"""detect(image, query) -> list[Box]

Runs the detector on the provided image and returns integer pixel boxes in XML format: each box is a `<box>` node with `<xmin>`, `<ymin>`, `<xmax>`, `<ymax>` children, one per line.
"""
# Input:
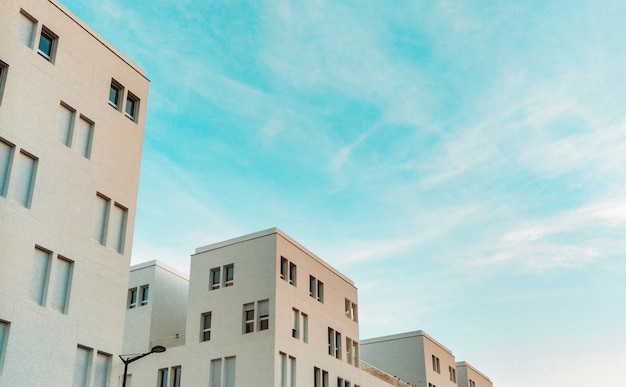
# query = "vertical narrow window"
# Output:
<box><xmin>280</xmin><ymin>257</ymin><xmax>288</xmax><ymax>280</ymax></box>
<box><xmin>210</xmin><ymin>267</ymin><xmax>221</xmax><ymax>290</ymax></box>
<box><xmin>314</xmin><ymin>367</ymin><xmax>321</xmax><ymax>387</ymax></box>
<box><xmin>309</xmin><ymin>276</ymin><xmax>316</xmax><ymax>298</ymax></box>
<box><xmin>127</xmin><ymin>288</ymin><xmax>137</xmax><ymax>308</ymax></box>
<box><xmin>289</xmin><ymin>262</ymin><xmax>297</xmax><ymax>286</ymax></box>
<box><xmin>0</xmin><ymin>60</ymin><xmax>8</xmax><ymax>106</ymax></box>
<box><xmin>0</xmin><ymin>138</ymin><xmax>14</xmax><ymax>197</ymax></box>
<box><xmin>292</xmin><ymin>308</ymin><xmax>299</xmax><ymax>339</ymax></box>
<box><xmin>280</xmin><ymin>352</ymin><xmax>287</xmax><ymax>387</ymax></box>
<box><xmin>73</xmin><ymin>346</ymin><xmax>91</xmax><ymax>387</ymax></box>
<box><xmin>158</xmin><ymin>368</ymin><xmax>169</xmax><ymax>387</ymax></box>
<box><xmin>109</xmin><ymin>203</ymin><xmax>127</xmax><ymax>253</ymax></box>
<box><xmin>56</xmin><ymin>102</ymin><xmax>74</xmax><ymax>147</ymax></box>
<box><xmin>92</xmin><ymin>193</ymin><xmax>110</xmax><ymax>245</ymax></box>
<box><xmin>289</xmin><ymin>356</ymin><xmax>296</xmax><ymax>387</ymax></box>
<box><xmin>353</xmin><ymin>341</ymin><xmax>359</xmax><ymax>366</ymax></box>
<box><xmin>322</xmin><ymin>371</ymin><xmax>329</xmax><ymax>387</ymax></box>
<box><xmin>10</xmin><ymin>150</ymin><xmax>37</xmax><ymax>208</ymax></box>
<box><xmin>224</xmin><ymin>357</ymin><xmax>236</xmax><ymax>387</ymax></box>
<box><xmin>201</xmin><ymin>312</ymin><xmax>212</xmax><ymax>342</ymax></box>
<box><xmin>49</xmin><ymin>256</ymin><xmax>72</xmax><ymax>314</ymax></box>
<box><xmin>37</xmin><ymin>26</ymin><xmax>57</xmax><ymax>62</ymax></box>
<box><xmin>210</xmin><ymin>358</ymin><xmax>222</xmax><ymax>387</ymax></box>
<box><xmin>224</xmin><ymin>264</ymin><xmax>234</xmax><ymax>287</ymax></box>
<box><xmin>351</xmin><ymin>303</ymin><xmax>358</xmax><ymax>322</ymax></box>
<box><xmin>302</xmin><ymin>313</ymin><xmax>308</xmax><ymax>343</ymax></box>
<box><xmin>243</xmin><ymin>303</ymin><xmax>254</xmax><ymax>333</ymax></box>
<box><xmin>171</xmin><ymin>366</ymin><xmax>181</xmax><ymax>387</ymax></box>
<box><xmin>335</xmin><ymin>331</ymin><xmax>342</xmax><ymax>359</ymax></box>
<box><xmin>317</xmin><ymin>281</ymin><xmax>324</xmax><ymax>303</ymax></box>
<box><xmin>337</xmin><ymin>378</ymin><xmax>344</xmax><ymax>387</ymax></box>
<box><xmin>0</xmin><ymin>320</ymin><xmax>9</xmax><ymax>373</ymax></box>
<box><xmin>74</xmin><ymin>115</ymin><xmax>94</xmax><ymax>159</ymax></box>
<box><xmin>140</xmin><ymin>285</ymin><xmax>149</xmax><ymax>306</ymax></box>
<box><xmin>109</xmin><ymin>80</ymin><xmax>123</xmax><ymax>109</ymax></box>
<box><xmin>93</xmin><ymin>352</ymin><xmax>111</xmax><ymax>387</ymax></box>
<box><xmin>328</xmin><ymin>328</ymin><xmax>334</xmax><ymax>356</ymax></box>
<box><xmin>17</xmin><ymin>10</ymin><xmax>36</xmax><ymax>47</ymax></box>
<box><xmin>125</xmin><ymin>92</ymin><xmax>139</xmax><ymax>122</ymax></box>
<box><xmin>346</xmin><ymin>338</ymin><xmax>353</xmax><ymax>365</ymax></box>
<box><xmin>258</xmin><ymin>300</ymin><xmax>269</xmax><ymax>331</ymax></box>
<box><xmin>29</xmin><ymin>247</ymin><xmax>51</xmax><ymax>306</ymax></box>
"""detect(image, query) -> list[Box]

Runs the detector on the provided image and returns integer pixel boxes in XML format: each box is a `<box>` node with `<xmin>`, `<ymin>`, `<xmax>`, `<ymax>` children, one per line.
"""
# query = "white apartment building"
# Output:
<box><xmin>120</xmin><ymin>228</ymin><xmax>413</xmax><ymax>387</ymax></box>
<box><xmin>360</xmin><ymin>331</ymin><xmax>491</xmax><ymax>387</ymax></box>
<box><xmin>0</xmin><ymin>0</ymin><xmax>149</xmax><ymax>385</ymax></box>
<box><xmin>455</xmin><ymin>362</ymin><xmax>492</xmax><ymax>387</ymax></box>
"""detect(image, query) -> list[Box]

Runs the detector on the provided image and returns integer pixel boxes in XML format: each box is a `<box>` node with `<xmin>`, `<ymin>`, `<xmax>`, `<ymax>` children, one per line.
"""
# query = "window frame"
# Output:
<box><xmin>210</xmin><ymin>267</ymin><xmax>221</xmax><ymax>290</ymax></box>
<box><xmin>37</xmin><ymin>26</ymin><xmax>58</xmax><ymax>62</ymax></box>
<box><xmin>201</xmin><ymin>312</ymin><xmax>212</xmax><ymax>342</ymax></box>
<box><xmin>124</xmin><ymin>91</ymin><xmax>139</xmax><ymax>122</ymax></box>
<box><xmin>108</xmin><ymin>80</ymin><xmax>123</xmax><ymax>110</ymax></box>
<box><xmin>243</xmin><ymin>303</ymin><xmax>255</xmax><ymax>334</ymax></box>
<box><xmin>128</xmin><ymin>287</ymin><xmax>137</xmax><ymax>309</ymax></box>
<box><xmin>140</xmin><ymin>284</ymin><xmax>149</xmax><ymax>306</ymax></box>
<box><xmin>0</xmin><ymin>60</ymin><xmax>8</xmax><ymax>106</ymax></box>
<box><xmin>224</xmin><ymin>264</ymin><xmax>234</xmax><ymax>287</ymax></box>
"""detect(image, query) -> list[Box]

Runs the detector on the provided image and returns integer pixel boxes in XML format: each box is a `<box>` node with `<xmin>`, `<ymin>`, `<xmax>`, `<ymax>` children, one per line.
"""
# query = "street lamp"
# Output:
<box><xmin>119</xmin><ymin>345</ymin><xmax>166</xmax><ymax>387</ymax></box>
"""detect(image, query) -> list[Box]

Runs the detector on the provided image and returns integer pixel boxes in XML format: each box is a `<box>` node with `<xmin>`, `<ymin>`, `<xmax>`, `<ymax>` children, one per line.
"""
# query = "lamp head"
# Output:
<box><xmin>151</xmin><ymin>345</ymin><xmax>166</xmax><ymax>353</ymax></box>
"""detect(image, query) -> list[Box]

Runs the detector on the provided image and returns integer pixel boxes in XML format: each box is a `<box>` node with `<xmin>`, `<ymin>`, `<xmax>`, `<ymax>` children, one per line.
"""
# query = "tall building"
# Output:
<box><xmin>120</xmin><ymin>228</ymin><xmax>413</xmax><ymax>387</ymax></box>
<box><xmin>0</xmin><ymin>0</ymin><xmax>149</xmax><ymax>385</ymax></box>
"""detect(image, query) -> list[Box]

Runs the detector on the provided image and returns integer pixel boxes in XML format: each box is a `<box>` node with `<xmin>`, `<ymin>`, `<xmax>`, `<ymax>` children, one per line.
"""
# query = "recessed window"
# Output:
<box><xmin>108</xmin><ymin>80</ymin><xmax>123</xmax><ymax>109</ymax></box>
<box><xmin>125</xmin><ymin>92</ymin><xmax>139</xmax><ymax>122</ymax></box>
<box><xmin>210</xmin><ymin>267</ymin><xmax>221</xmax><ymax>290</ymax></box>
<box><xmin>259</xmin><ymin>300</ymin><xmax>269</xmax><ymax>331</ymax></box>
<box><xmin>224</xmin><ymin>265</ymin><xmax>234</xmax><ymax>287</ymax></box>
<box><xmin>128</xmin><ymin>288</ymin><xmax>137</xmax><ymax>309</ymax></box>
<box><xmin>0</xmin><ymin>60</ymin><xmax>8</xmax><ymax>106</ymax></box>
<box><xmin>17</xmin><ymin>10</ymin><xmax>37</xmax><ymax>48</ymax></box>
<box><xmin>140</xmin><ymin>285</ymin><xmax>149</xmax><ymax>306</ymax></box>
<box><xmin>432</xmin><ymin>355</ymin><xmax>440</xmax><ymax>373</ymax></box>
<box><xmin>243</xmin><ymin>303</ymin><xmax>254</xmax><ymax>334</ymax></box>
<box><xmin>37</xmin><ymin>27</ymin><xmax>57</xmax><ymax>62</ymax></box>
<box><xmin>201</xmin><ymin>312</ymin><xmax>212</xmax><ymax>342</ymax></box>
<box><xmin>0</xmin><ymin>320</ymin><xmax>9</xmax><ymax>374</ymax></box>
<box><xmin>289</xmin><ymin>262</ymin><xmax>297</xmax><ymax>286</ymax></box>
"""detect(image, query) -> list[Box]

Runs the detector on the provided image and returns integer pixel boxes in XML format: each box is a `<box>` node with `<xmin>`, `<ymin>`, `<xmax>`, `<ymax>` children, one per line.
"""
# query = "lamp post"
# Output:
<box><xmin>119</xmin><ymin>345</ymin><xmax>166</xmax><ymax>387</ymax></box>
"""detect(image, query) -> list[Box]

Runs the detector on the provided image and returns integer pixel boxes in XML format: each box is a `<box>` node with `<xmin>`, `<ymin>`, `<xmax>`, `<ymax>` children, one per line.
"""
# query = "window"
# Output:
<box><xmin>292</xmin><ymin>309</ymin><xmax>308</xmax><ymax>343</ymax></box>
<box><xmin>0</xmin><ymin>320</ymin><xmax>10</xmax><ymax>373</ymax></box>
<box><xmin>337</xmin><ymin>378</ymin><xmax>343</xmax><ymax>387</ymax></box>
<box><xmin>335</xmin><ymin>331</ymin><xmax>341</xmax><ymax>359</ymax></box>
<box><xmin>449</xmin><ymin>366</ymin><xmax>456</xmax><ymax>382</ymax></box>
<box><xmin>328</xmin><ymin>328</ymin><xmax>342</xmax><ymax>359</ymax></box>
<box><xmin>171</xmin><ymin>366</ymin><xmax>181</xmax><ymax>387</ymax></box>
<box><xmin>49</xmin><ymin>256</ymin><xmax>73</xmax><ymax>314</ymax></box>
<box><xmin>243</xmin><ymin>303</ymin><xmax>254</xmax><ymax>333</ymax></box>
<box><xmin>73</xmin><ymin>115</ymin><xmax>94</xmax><ymax>158</ymax></box>
<box><xmin>346</xmin><ymin>338</ymin><xmax>359</xmax><ymax>366</ymax></box>
<box><xmin>289</xmin><ymin>356</ymin><xmax>296</xmax><ymax>387</ymax></box>
<box><xmin>280</xmin><ymin>257</ymin><xmax>288</xmax><ymax>280</ymax></box>
<box><xmin>210</xmin><ymin>357</ymin><xmax>236</xmax><ymax>387</ymax></box>
<box><xmin>92</xmin><ymin>193</ymin><xmax>110</xmax><ymax>245</ymax></box>
<box><xmin>201</xmin><ymin>312</ymin><xmax>212</xmax><ymax>342</ymax></box>
<box><xmin>210</xmin><ymin>267</ymin><xmax>221</xmax><ymax>290</ymax></box>
<box><xmin>345</xmin><ymin>299</ymin><xmax>358</xmax><ymax>322</ymax></box>
<box><xmin>93</xmin><ymin>352</ymin><xmax>111</xmax><ymax>387</ymax></box>
<box><xmin>224</xmin><ymin>264</ymin><xmax>234</xmax><ymax>287</ymax></box>
<box><xmin>258</xmin><ymin>299</ymin><xmax>269</xmax><ymax>331</ymax></box>
<box><xmin>10</xmin><ymin>150</ymin><xmax>38</xmax><ymax>208</ymax></box>
<box><xmin>56</xmin><ymin>102</ymin><xmax>75</xmax><ymax>147</ymax></box>
<box><xmin>158</xmin><ymin>368</ymin><xmax>169</xmax><ymax>387</ymax></box>
<box><xmin>315</xmin><ymin>367</ymin><xmax>329</xmax><ymax>387</ymax></box>
<box><xmin>302</xmin><ymin>313</ymin><xmax>308</xmax><ymax>343</ymax></box>
<box><xmin>109</xmin><ymin>80</ymin><xmax>123</xmax><ymax>109</ymax></box>
<box><xmin>280</xmin><ymin>352</ymin><xmax>287</xmax><ymax>387</ymax></box>
<box><xmin>92</xmin><ymin>194</ymin><xmax>127</xmax><ymax>253</ymax></box>
<box><xmin>289</xmin><ymin>262</ymin><xmax>297</xmax><ymax>285</ymax></box>
<box><xmin>0</xmin><ymin>138</ymin><xmax>13</xmax><ymax>197</ymax></box>
<box><xmin>310</xmin><ymin>276</ymin><xmax>324</xmax><ymax>303</ymax></box>
<box><xmin>127</xmin><ymin>288</ymin><xmax>137</xmax><ymax>309</ymax></box>
<box><xmin>109</xmin><ymin>203</ymin><xmax>127</xmax><ymax>254</ymax></box>
<box><xmin>37</xmin><ymin>26</ymin><xmax>57</xmax><ymax>62</ymax></box>
<box><xmin>140</xmin><ymin>285</ymin><xmax>149</xmax><ymax>306</ymax></box>
<box><xmin>17</xmin><ymin>10</ymin><xmax>37</xmax><ymax>47</ymax></box>
<box><xmin>0</xmin><ymin>60</ymin><xmax>8</xmax><ymax>105</ymax></box>
<box><xmin>346</xmin><ymin>338</ymin><xmax>353</xmax><ymax>365</ymax></box>
<box><xmin>292</xmin><ymin>308</ymin><xmax>300</xmax><ymax>339</ymax></box>
<box><xmin>56</xmin><ymin>103</ymin><xmax>94</xmax><ymax>158</ymax></box>
<box><xmin>29</xmin><ymin>246</ymin><xmax>51</xmax><ymax>306</ymax></box>
<box><xmin>125</xmin><ymin>92</ymin><xmax>139</xmax><ymax>122</ymax></box>
<box><xmin>469</xmin><ymin>379</ymin><xmax>476</xmax><ymax>387</ymax></box>
<box><xmin>73</xmin><ymin>346</ymin><xmax>91</xmax><ymax>387</ymax></box>
<box><xmin>432</xmin><ymin>355</ymin><xmax>440</xmax><ymax>373</ymax></box>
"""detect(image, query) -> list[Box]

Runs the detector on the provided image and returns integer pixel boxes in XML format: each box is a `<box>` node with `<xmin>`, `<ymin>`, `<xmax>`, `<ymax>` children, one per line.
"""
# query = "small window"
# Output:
<box><xmin>317</xmin><ymin>281</ymin><xmax>324</xmax><ymax>303</ymax></box>
<box><xmin>309</xmin><ymin>276</ymin><xmax>316</xmax><ymax>298</ymax></box>
<box><xmin>0</xmin><ymin>138</ymin><xmax>15</xmax><ymax>198</ymax></box>
<box><xmin>289</xmin><ymin>262</ymin><xmax>297</xmax><ymax>286</ymax></box>
<box><xmin>432</xmin><ymin>355</ymin><xmax>440</xmax><ymax>373</ymax></box>
<box><xmin>128</xmin><ymin>288</ymin><xmax>137</xmax><ymax>309</ymax></box>
<box><xmin>210</xmin><ymin>267</ymin><xmax>221</xmax><ymax>290</ymax></box>
<box><xmin>224</xmin><ymin>264</ymin><xmax>234</xmax><ymax>287</ymax></box>
<box><xmin>280</xmin><ymin>257</ymin><xmax>288</xmax><ymax>280</ymax></box>
<box><xmin>17</xmin><ymin>10</ymin><xmax>37</xmax><ymax>48</ymax></box>
<box><xmin>140</xmin><ymin>285</ymin><xmax>149</xmax><ymax>306</ymax></box>
<box><xmin>0</xmin><ymin>60</ymin><xmax>8</xmax><ymax>106</ymax></box>
<box><xmin>292</xmin><ymin>308</ymin><xmax>299</xmax><ymax>339</ymax></box>
<box><xmin>125</xmin><ymin>92</ymin><xmax>139</xmax><ymax>122</ymax></box>
<box><xmin>258</xmin><ymin>300</ymin><xmax>269</xmax><ymax>331</ymax></box>
<box><xmin>108</xmin><ymin>80</ymin><xmax>123</xmax><ymax>109</ymax></box>
<box><xmin>243</xmin><ymin>303</ymin><xmax>254</xmax><ymax>333</ymax></box>
<box><xmin>201</xmin><ymin>312</ymin><xmax>212</xmax><ymax>342</ymax></box>
<box><xmin>158</xmin><ymin>368</ymin><xmax>169</xmax><ymax>387</ymax></box>
<box><xmin>38</xmin><ymin>27</ymin><xmax>57</xmax><ymax>62</ymax></box>
<box><xmin>0</xmin><ymin>320</ymin><xmax>9</xmax><ymax>374</ymax></box>
<box><xmin>171</xmin><ymin>366</ymin><xmax>181</xmax><ymax>387</ymax></box>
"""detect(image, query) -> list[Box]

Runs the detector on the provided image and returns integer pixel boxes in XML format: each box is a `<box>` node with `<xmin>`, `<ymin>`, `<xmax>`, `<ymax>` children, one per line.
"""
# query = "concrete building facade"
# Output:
<box><xmin>120</xmin><ymin>228</ymin><xmax>413</xmax><ymax>387</ymax></box>
<box><xmin>455</xmin><ymin>362</ymin><xmax>492</xmax><ymax>387</ymax></box>
<box><xmin>0</xmin><ymin>0</ymin><xmax>149</xmax><ymax>385</ymax></box>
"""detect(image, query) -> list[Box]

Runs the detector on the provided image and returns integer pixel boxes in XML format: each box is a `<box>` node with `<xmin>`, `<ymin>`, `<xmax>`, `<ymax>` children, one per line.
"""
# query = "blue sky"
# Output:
<box><xmin>61</xmin><ymin>0</ymin><xmax>626</xmax><ymax>385</ymax></box>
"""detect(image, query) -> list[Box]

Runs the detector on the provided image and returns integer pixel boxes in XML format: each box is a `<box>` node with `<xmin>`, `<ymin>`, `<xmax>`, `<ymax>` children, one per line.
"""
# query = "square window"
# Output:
<box><xmin>109</xmin><ymin>80</ymin><xmax>123</xmax><ymax>109</ymax></box>
<box><xmin>125</xmin><ymin>92</ymin><xmax>139</xmax><ymax>122</ymax></box>
<box><xmin>38</xmin><ymin>27</ymin><xmax>57</xmax><ymax>62</ymax></box>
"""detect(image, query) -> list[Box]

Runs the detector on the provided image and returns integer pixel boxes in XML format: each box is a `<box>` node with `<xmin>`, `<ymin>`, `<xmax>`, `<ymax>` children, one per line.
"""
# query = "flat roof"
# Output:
<box><xmin>130</xmin><ymin>259</ymin><xmax>189</xmax><ymax>281</ymax></box>
<box><xmin>194</xmin><ymin>227</ymin><xmax>354</xmax><ymax>285</ymax></box>
<box><xmin>455</xmin><ymin>361</ymin><xmax>491</xmax><ymax>381</ymax></box>
<box><xmin>361</xmin><ymin>330</ymin><xmax>455</xmax><ymax>356</ymax></box>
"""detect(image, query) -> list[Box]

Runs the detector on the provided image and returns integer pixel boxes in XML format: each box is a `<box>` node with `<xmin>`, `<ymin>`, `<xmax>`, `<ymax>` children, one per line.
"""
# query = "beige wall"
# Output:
<box><xmin>0</xmin><ymin>0</ymin><xmax>148</xmax><ymax>385</ymax></box>
<box><xmin>456</xmin><ymin>361</ymin><xmax>492</xmax><ymax>387</ymax></box>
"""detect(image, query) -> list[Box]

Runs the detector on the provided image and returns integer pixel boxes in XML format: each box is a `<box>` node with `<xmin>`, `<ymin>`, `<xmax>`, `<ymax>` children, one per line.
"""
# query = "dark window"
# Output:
<box><xmin>38</xmin><ymin>28</ymin><xmax>56</xmax><ymax>61</ymax></box>
<box><xmin>125</xmin><ymin>92</ymin><xmax>139</xmax><ymax>121</ymax></box>
<box><xmin>109</xmin><ymin>81</ymin><xmax>122</xmax><ymax>109</ymax></box>
<box><xmin>224</xmin><ymin>265</ymin><xmax>234</xmax><ymax>287</ymax></box>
